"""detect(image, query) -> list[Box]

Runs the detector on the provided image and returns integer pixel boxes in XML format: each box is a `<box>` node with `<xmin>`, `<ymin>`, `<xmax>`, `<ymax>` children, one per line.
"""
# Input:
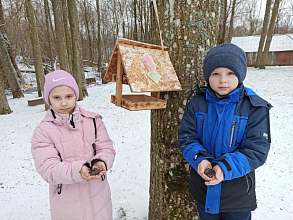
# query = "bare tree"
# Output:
<box><xmin>255</xmin><ymin>0</ymin><xmax>272</xmax><ymax>68</ymax></box>
<box><xmin>25</xmin><ymin>0</ymin><xmax>45</xmax><ymax>99</ymax></box>
<box><xmin>149</xmin><ymin>0</ymin><xmax>218</xmax><ymax>219</ymax></box>
<box><xmin>67</xmin><ymin>0</ymin><xmax>87</xmax><ymax>99</ymax></box>
<box><xmin>0</xmin><ymin>0</ymin><xmax>22</xmax><ymax>82</ymax></box>
<box><xmin>0</xmin><ymin>67</ymin><xmax>12</xmax><ymax>115</ymax></box>
<box><xmin>96</xmin><ymin>0</ymin><xmax>101</xmax><ymax>72</ymax></box>
<box><xmin>44</xmin><ymin>0</ymin><xmax>55</xmax><ymax>71</ymax></box>
<box><xmin>247</xmin><ymin>0</ymin><xmax>261</xmax><ymax>35</ymax></box>
<box><xmin>227</xmin><ymin>0</ymin><xmax>237</xmax><ymax>43</ymax></box>
<box><xmin>133</xmin><ymin>0</ymin><xmax>138</xmax><ymax>41</ymax></box>
<box><xmin>51</xmin><ymin>0</ymin><xmax>70</xmax><ymax>72</ymax></box>
<box><xmin>82</xmin><ymin>0</ymin><xmax>94</xmax><ymax>66</ymax></box>
<box><xmin>218</xmin><ymin>0</ymin><xmax>227</xmax><ymax>44</ymax></box>
<box><xmin>62</xmin><ymin>0</ymin><xmax>73</xmax><ymax>74</ymax></box>
<box><xmin>260</xmin><ymin>0</ymin><xmax>281</xmax><ymax>69</ymax></box>
<box><xmin>0</xmin><ymin>25</ymin><xmax>23</xmax><ymax>98</ymax></box>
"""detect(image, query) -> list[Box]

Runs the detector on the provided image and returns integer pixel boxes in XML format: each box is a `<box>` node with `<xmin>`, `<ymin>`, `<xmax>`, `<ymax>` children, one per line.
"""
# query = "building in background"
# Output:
<box><xmin>232</xmin><ymin>34</ymin><xmax>293</xmax><ymax>66</ymax></box>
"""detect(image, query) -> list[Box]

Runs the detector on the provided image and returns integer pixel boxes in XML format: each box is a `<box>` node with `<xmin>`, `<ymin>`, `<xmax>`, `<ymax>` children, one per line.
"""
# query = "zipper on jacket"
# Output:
<box><xmin>235</xmin><ymin>118</ymin><xmax>247</xmax><ymax>144</ymax></box>
<box><xmin>69</xmin><ymin>114</ymin><xmax>75</xmax><ymax>128</ymax></box>
<box><xmin>229</xmin><ymin>121</ymin><xmax>236</xmax><ymax>147</ymax></box>
<box><xmin>57</xmin><ymin>152</ymin><xmax>63</xmax><ymax>194</ymax></box>
<box><xmin>199</xmin><ymin>114</ymin><xmax>205</xmax><ymax>143</ymax></box>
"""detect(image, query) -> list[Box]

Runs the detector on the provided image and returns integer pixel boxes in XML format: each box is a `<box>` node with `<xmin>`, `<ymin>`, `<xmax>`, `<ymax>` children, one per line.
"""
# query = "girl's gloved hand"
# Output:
<box><xmin>205</xmin><ymin>165</ymin><xmax>224</xmax><ymax>186</ymax></box>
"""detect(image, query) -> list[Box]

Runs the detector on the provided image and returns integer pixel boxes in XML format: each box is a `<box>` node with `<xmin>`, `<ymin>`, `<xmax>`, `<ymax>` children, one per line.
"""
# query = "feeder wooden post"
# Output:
<box><xmin>115</xmin><ymin>54</ymin><xmax>123</xmax><ymax>106</ymax></box>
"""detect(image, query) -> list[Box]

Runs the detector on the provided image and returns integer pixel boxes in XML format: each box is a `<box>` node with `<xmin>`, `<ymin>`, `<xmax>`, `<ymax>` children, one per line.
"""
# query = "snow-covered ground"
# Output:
<box><xmin>0</xmin><ymin>66</ymin><xmax>292</xmax><ymax>219</ymax></box>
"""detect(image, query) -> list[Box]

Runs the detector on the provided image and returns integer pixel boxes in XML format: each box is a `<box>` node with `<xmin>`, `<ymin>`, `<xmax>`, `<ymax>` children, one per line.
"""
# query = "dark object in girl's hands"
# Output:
<box><xmin>204</xmin><ymin>168</ymin><xmax>215</xmax><ymax>178</ymax></box>
<box><xmin>89</xmin><ymin>168</ymin><xmax>101</xmax><ymax>176</ymax></box>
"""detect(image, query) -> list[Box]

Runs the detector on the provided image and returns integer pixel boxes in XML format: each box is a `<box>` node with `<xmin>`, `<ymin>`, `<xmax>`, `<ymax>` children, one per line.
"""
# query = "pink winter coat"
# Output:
<box><xmin>31</xmin><ymin>104</ymin><xmax>116</xmax><ymax>220</ymax></box>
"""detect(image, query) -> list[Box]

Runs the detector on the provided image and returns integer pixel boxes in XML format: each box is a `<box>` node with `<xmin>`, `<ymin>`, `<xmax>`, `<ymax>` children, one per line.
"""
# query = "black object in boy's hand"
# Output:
<box><xmin>89</xmin><ymin>168</ymin><xmax>101</xmax><ymax>176</ymax></box>
<box><xmin>204</xmin><ymin>168</ymin><xmax>215</xmax><ymax>178</ymax></box>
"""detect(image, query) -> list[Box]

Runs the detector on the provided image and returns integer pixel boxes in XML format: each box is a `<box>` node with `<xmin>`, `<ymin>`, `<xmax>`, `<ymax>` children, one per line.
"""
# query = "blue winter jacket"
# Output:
<box><xmin>178</xmin><ymin>84</ymin><xmax>272</xmax><ymax>214</ymax></box>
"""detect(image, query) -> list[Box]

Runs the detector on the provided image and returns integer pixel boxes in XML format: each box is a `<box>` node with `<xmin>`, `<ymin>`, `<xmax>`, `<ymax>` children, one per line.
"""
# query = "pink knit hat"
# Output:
<box><xmin>44</xmin><ymin>70</ymin><xmax>79</xmax><ymax>105</ymax></box>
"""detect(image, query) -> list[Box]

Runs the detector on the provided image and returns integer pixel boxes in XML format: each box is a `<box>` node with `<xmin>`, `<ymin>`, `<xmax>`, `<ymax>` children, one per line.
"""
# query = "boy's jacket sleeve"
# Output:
<box><xmin>178</xmin><ymin>100</ymin><xmax>213</xmax><ymax>170</ymax></box>
<box><xmin>213</xmin><ymin>105</ymin><xmax>271</xmax><ymax>181</ymax></box>
<box><xmin>31</xmin><ymin>127</ymin><xmax>86</xmax><ymax>185</ymax></box>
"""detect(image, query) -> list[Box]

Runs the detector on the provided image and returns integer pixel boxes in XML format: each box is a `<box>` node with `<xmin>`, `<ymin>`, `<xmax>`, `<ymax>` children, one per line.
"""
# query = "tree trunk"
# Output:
<box><xmin>51</xmin><ymin>0</ymin><xmax>70</xmax><ymax>72</ymax></box>
<box><xmin>67</xmin><ymin>0</ymin><xmax>87</xmax><ymax>99</ymax></box>
<box><xmin>25</xmin><ymin>0</ymin><xmax>45</xmax><ymax>97</ymax></box>
<box><xmin>227</xmin><ymin>0</ymin><xmax>236</xmax><ymax>43</ymax></box>
<box><xmin>44</xmin><ymin>0</ymin><xmax>55</xmax><ymax>71</ymax></box>
<box><xmin>218</xmin><ymin>0</ymin><xmax>227</xmax><ymax>44</ymax></box>
<box><xmin>255</xmin><ymin>0</ymin><xmax>272</xmax><ymax>68</ymax></box>
<box><xmin>139</xmin><ymin>0</ymin><xmax>144</xmax><ymax>41</ymax></box>
<box><xmin>0</xmin><ymin>0</ymin><xmax>23</xmax><ymax>96</ymax></box>
<box><xmin>259</xmin><ymin>0</ymin><xmax>280</xmax><ymax>69</ymax></box>
<box><xmin>0</xmin><ymin>67</ymin><xmax>12</xmax><ymax>114</ymax></box>
<box><xmin>96</xmin><ymin>0</ymin><xmax>101</xmax><ymax>73</ymax></box>
<box><xmin>83</xmin><ymin>0</ymin><xmax>94</xmax><ymax>67</ymax></box>
<box><xmin>144</xmin><ymin>0</ymin><xmax>149</xmax><ymax>42</ymax></box>
<box><xmin>133</xmin><ymin>0</ymin><xmax>138</xmax><ymax>41</ymax></box>
<box><xmin>149</xmin><ymin>0</ymin><xmax>218</xmax><ymax>219</ymax></box>
<box><xmin>0</xmin><ymin>0</ymin><xmax>22</xmax><ymax>83</ymax></box>
<box><xmin>62</xmin><ymin>0</ymin><xmax>73</xmax><ymax>74</ymax></box>
<box><xmin>0</xmin><ymin>29</ymin><xmax>23</xmax><ymax>98</ymax></box>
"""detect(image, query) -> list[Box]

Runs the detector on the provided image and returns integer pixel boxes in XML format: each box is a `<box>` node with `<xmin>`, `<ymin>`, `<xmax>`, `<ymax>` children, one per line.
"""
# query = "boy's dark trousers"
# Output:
<box><xmin>197</xmin><ymin>205</ymin><xmax>251</xmax><ymax>220</ymax></box>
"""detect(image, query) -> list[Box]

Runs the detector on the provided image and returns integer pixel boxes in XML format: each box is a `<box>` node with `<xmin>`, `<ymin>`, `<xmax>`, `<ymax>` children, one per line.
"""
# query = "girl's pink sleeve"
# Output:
<box><xmin>31</xmin><ymin>127</ymin><xmax>86</xmax><ymax>185</ymax></box>
<box><xmin>92</xmin><ymin>118</ymin><xmax>116</xmax><ymax>169</ymax></box>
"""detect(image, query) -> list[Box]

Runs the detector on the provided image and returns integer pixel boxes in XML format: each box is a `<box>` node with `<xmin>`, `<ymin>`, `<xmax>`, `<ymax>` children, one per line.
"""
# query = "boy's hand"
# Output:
<box><xmin>80</xmin><ymin>165</ymin><xmax>101</xmax><ymax>181</ymax></box>
<box><xmin>197</xmin><ymin>159</ymin><xmax>213</xmax><ymax>181</ymax></box>
<box><xmin>205</xmin><ymin>165</ymin><xmax>224</xmax><ymax>186</ymax></box>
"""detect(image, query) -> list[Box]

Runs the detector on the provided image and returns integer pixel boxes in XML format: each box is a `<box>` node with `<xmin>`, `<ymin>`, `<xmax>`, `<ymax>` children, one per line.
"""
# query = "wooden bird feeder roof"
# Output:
<box><xmin>104</xmin><ymin>38</ymin><xmax>182</xmax><ymax>111</ymax></box>
<box><xmin>104</xmin><ymin>38</ymin><xmax>182</xmax><ymax>93</ymax></box>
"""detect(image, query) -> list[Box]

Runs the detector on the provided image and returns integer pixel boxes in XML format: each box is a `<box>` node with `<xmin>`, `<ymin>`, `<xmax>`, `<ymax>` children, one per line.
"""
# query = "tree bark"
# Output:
<box><xmin>96</xmin><ymin>0</ymin><xmax>101</xmax><ymax>73</ymax></box>
<box><xmin>0</xmin><ymin>29</ymin><xmax>23</xmax><ymax>98</ymax></box>
<box><xmin>139</xmin><ymin>0</ymin><xmax>144</xmax><ymax>41</ymax></box>
<box><xmin>218</xmin><ymin>0</ymin><xmax>227</xmax><ymax>44</ymax></box>
<box><xmin>259</xmin><ymin>0</ymin><xmax>280</xmax><ymax>69</ymax></box>
<box><xmin>51</xmin><ymin>0</ymin><xmax>70</xmax><ymax>72</ymax></box>
<box><xmin>227</xmin><ymin>0</ymin><xmax>236</xmax><ymax>43</ymax></box>
<box><xmin>25</xmin><ymin>0</ymin><xmax>45</xmax><ymax>97</ymax></box>
<box><xmin>0</xmin><ymin>67</ymin><xmax>12</xmax><ymax>114</ymax></box>
<box><xmin>83</xmin><ymin>0</ymin><xmax>94</xmax><ymax>66</ymax></box>
<box><xmin>255</xmin><ymin>0</ymin><xmax>272</xmax><ymax>68</ymax></box>
<box><xmin>149</xmin><ymin>0</ymin><xmax>218</xmax><ymax>219</ymax></box>
<box><xmin>44</xmin><ymin>0</ymin><xmax>55</xmax><ymax>71</ymax></box>
<box><xmin>67</xmin><ymin>0</ymin><xmax>87</xmax><ymax>99</ymax></box>
<box><xmin>133</xmin><ymin>0</ymin><xmax>138</xmax><ymax>41</ymax></box>
<box><xmin>62</xmin><ymin>0</ymin><xmax>73</xmax><ymax>74</ymax></box>
<box><xmin>0</xmin><ymin>0</ymin><xmax>23</xmax><ymax>89</ymax></box>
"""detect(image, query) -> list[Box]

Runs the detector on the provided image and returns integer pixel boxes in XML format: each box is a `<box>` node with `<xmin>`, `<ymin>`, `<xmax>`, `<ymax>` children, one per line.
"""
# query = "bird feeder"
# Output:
<box><xmin>104</xmin><ymin>38</ymin><xmax>182</xmax><ymax>111</ymax></box>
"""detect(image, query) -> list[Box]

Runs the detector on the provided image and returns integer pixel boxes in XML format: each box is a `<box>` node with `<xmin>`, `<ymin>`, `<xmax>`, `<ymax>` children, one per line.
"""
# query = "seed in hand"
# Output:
<box><xmin>204</xmin><ymin>168</ymin><xmax>215</xmax><ymax>178</ymax></box>
<box><xmin>89</xmin><ymin>168</ymin><xmax>101</xmax><ymax>176</ymax></box>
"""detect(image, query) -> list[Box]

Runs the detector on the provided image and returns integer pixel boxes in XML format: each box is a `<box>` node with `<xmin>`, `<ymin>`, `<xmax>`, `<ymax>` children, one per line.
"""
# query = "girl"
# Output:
<box><xmin>31</xmin><ymin>70</ymin><xmax>116</xmax><ymax>220</ymax></box>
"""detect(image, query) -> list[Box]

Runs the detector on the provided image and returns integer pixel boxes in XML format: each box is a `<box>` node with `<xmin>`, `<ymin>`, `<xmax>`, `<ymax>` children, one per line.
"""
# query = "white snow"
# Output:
<box><xmin>0</xmin><ymin>66</ymin><xmax>292</xmax><ymax>219</ymax></box>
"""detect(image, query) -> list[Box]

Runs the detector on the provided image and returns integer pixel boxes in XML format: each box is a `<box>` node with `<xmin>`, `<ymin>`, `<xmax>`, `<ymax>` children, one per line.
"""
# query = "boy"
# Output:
<box><xmin>178</xmin><ymin>43</ymin><xmax>272</xmax><ymax>219</ymax></box>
